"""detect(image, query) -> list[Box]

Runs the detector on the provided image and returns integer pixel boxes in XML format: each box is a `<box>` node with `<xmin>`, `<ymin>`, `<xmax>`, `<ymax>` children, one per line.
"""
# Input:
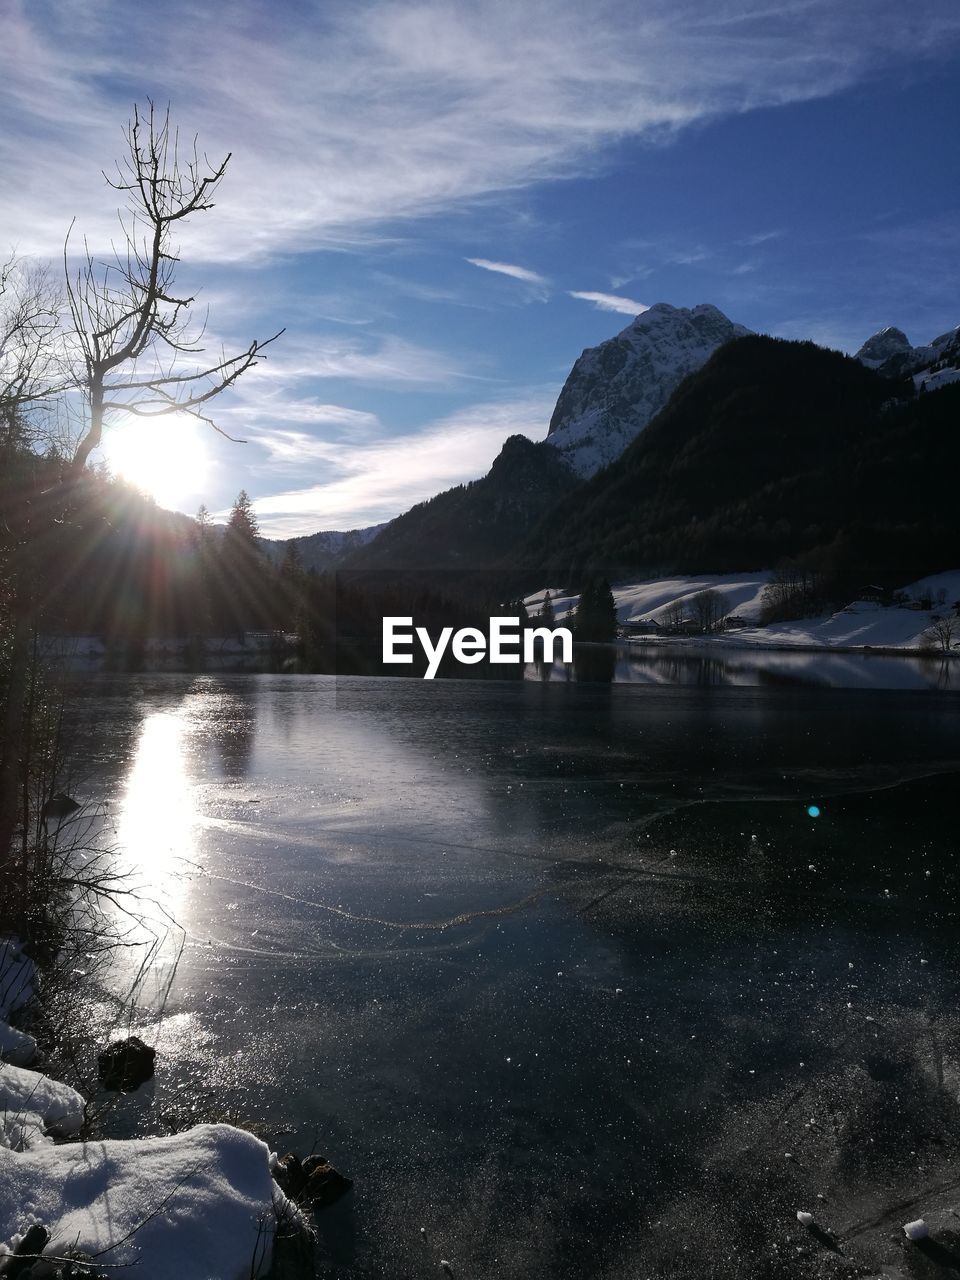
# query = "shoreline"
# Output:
<box><xmin>622</xmin><ymin>634</ymin><xmax>960</xmax><ymax>659</ymax></box>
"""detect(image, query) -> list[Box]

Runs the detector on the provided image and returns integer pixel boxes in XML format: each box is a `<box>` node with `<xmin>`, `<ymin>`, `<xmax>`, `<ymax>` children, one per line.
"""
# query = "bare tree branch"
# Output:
<box><xmin>0</xmin><ymin>256</ymin><xmax>67</xmax><ymax>453</ymax></box>
<box><xmin>66</xmin><ymin>101</ymin><xmax>282</xmax><ymax>477</ymax></box>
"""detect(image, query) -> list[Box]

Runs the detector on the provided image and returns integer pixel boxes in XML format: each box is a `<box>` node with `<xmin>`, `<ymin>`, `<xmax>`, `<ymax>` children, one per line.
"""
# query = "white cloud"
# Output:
<box><xmin>740</xmin><ymin>229</ymin><xmax>784</xmax><ymax>247</ymax></box>
<box><xmin>252</xmin><ymin>429</ymin><xmax>355</xmax><ymax>463</ymax></box>
<box><xmin>569</xmin><ymin>291</ymin><xmax>649</xmax><ymax>316</ymax></box>
<box><xmin>247</xmin><ymin>392</ymin><xmax>558</xmax><ymax>535</ymax></box>
<box><xmin>3</xmin><ymin>0</ymin><xmax>957</xmax><ymax>263</ymax></box>
<box><xmin>236</xmin><ymin>333</ymin><xmax>467</xmax><ymax>389</ymax></box>
<box><xmin>466</xmin><ymin>258</ymin><xmax>550</xmax><ymax>287</ymax></box>
<box><xmin>233</xmin><ymin>401</ymin><xmax>381</xmax><ymax>430</ymax></box>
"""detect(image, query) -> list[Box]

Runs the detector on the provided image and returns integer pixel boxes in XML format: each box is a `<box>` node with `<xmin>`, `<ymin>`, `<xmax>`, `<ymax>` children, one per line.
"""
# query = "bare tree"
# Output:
<box><xmin>922</xmin><ymin>614</ymin><xmax>960</xmax><ymax>654</ymax></box>
<box><xmin>691</xmin><ymin>588</ymin><xmax>726</xmax><ymax>634</ymax></box>
<box><xmin>0</xmin><ymin>258</ymin><xmax>69</xmax><ymax>871</ymax></box>
<box><xmin>2</xmin><ymin>104</ymin><xmax>281</xmax><ymax>870</ymax></box>
<box><xmin>662</xmin><ymin>601</ymin><xmax>686</xmax><ymax>633</ymax></box>
<box><xmin>65</xmin><ymin>101</ymin><xmax>281</xmax><ymax>478</ymax></box>
<box><xmin>0</xmin><ymin>256</ymin><xmax>65</xmax><ymax>454</ymax></box>
<box><xmin>759</xmin><ymin>562</ymin><xmax>825</xmax><ymax>624</ymax></box>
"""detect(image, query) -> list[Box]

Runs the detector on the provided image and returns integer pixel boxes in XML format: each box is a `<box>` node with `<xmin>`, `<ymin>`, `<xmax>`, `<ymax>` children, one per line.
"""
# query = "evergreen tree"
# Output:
<box><xmin>573</xmin><ymin>578</ymin><xmax>617</xmax><ymax>642</ymax></box>
<box><xmin>226</xmin><ymin>489</ymin><xmax>260</xmax><ymax>549</ymax></box>
<box><xmin>277</xmin><ymin>539</ymin><xmax>305</xmax><ymax>630</ymax></box>
<box><xmin>191</xmin><ymin>504</ymin><xmax>215</xmax><ymax>636</ymax></box>
<box><xmin>596</xmin><ymin>579</ymin><xmax>617</xmax><ymax>640</ymax></box>
<box><xmin>220</xmin><ymin>490</ymin><xmax>267</xmax><ymax>633</ymax></box>
<box><xmin>540</xmin><ymin>591</ymin><xmax>555</xmax><ymax>626</ymax></box>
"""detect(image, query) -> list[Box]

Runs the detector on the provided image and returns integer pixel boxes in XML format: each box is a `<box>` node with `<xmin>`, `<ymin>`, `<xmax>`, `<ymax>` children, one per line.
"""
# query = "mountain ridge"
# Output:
<box><xmin>545</xmin><ymin>301</ymin><xmax>752</xmax><ymax>477</ymax></box>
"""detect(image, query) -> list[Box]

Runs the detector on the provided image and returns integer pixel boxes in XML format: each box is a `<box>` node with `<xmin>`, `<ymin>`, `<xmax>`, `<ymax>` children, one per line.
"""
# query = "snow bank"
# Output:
<box><xmin>0</xmin><ymin>1123</ymin><xmax>298</xmax><ymax>1279</ymax></box>
<box><xmin>0</xmin><ymin>940</ymin><xmax>37</xmax><ymax>1071</ymax></box>
<box><xmin>0</xmin><ymin>1063</ymin><xmax>85</xmax><ymax>1149</ymax></box>
<box><xmin>733</xmin><ymin>606</ymin><xmax>934</xmax><ymax>651</ymax></box>
<box><xmin>0</xmin><ymin>941</ymin><xmax>34</xmax><ymax>1025</ymax></box>
<box><xmin>0</xmin><ymin>1024</ymin><xmax>36</xmax><ymax>1069</ymax></box>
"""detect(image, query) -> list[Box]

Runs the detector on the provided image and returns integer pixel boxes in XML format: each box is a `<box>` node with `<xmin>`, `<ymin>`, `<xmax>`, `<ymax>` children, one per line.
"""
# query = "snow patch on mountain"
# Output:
<box><xmin>545</xmin><ymin>302</ymin><xmax>752</xmax><ymax>477</ymax></box>
<box><xmin>856</xmin><ymin>321</ymin><xmax>960</xmax><ymax>389</ymax></box>
<box><xmin>855</xmin><ymin>326</ymin><xmax>914</xmax><ymax>369</ymax></box>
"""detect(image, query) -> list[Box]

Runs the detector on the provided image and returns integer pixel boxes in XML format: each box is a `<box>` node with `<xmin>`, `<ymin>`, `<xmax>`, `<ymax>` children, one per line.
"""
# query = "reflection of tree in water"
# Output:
<box><xmin>917</xmin><ymin>655</ymin><xmax>956</xmax><ymax>691</ymax></box>
<box><xmin>573</xmin><ymin>645</ymin><xmax>616</xmax><ymax>683</ymax></box>
<box><xmin>648</xmin><ymin>652</ymin><xmax>729</xmax><ymax>685</ymax></box>
<box><xmin>753</xmin><ymin>666</ymin><xmax>829</xmax><ymax>688</ymax></box>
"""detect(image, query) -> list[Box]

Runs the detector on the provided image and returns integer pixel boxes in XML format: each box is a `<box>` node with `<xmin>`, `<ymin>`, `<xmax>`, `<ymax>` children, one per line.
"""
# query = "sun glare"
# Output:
<box><xmin>101</xmin><ymin>415</ymin><xmax>210</xmax><ymax>509</ymax></box>
<box><xmin>116</xmin><ymin>709</ymin><xmax>198</xmax><ymax>920</ymax></box>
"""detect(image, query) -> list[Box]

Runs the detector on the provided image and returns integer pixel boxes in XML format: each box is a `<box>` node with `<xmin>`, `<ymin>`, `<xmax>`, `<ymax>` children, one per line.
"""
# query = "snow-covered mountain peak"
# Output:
<box><xmin>855</xmin><ymin>320</ymin><xmax>960</xmax><ymax>391</ymax></box>
<box><xmin>545</xmin><ymin>302</ymin><xmax>751</xmax><ymax>477</ymax></box>
<box><xmin>855</xmin><ymin>326</ymin><xmax>913</xmax><ymax>368</ymax></box>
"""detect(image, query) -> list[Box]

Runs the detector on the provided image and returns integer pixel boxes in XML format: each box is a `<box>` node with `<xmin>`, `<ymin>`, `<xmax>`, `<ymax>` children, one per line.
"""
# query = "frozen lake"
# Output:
<box><xmin>60</xmin><ymin>669</ymin><xmax>960</xmax><ymax>1278</ymax></box>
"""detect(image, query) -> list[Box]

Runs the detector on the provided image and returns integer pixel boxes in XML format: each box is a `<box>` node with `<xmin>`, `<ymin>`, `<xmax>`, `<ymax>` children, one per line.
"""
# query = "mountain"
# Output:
<box><xmin>294</xmin><ymin>302</ymin><xmax>751</xmax><ymax>573</ymax></box>
<box><xmin>855</xmin><ymin>326</ymin><xmax>915</xmax><ymax>369</ymax></box>
<box><xmin>517</xmin><ymin>335</ymin><xmax>958</xmax><ymax>586</ymax></box>
<box><xmin>856</xmin><ymin>321</ymin><xmax>960</xmax><ymax>391</ymax></box>
<box><xmin>263</xmin><ymin>525</ymin><xmax>384</xmax><ymax>572</ymax></box>
<box><xmin>545</xmin><ymin>302</ymin><xmax>752</xmax><ymax>477</ymax></box>
<box><xmin>344</xmin><ymin>434</ymin><xmax>579</xmax><ymax>573</ymax></box>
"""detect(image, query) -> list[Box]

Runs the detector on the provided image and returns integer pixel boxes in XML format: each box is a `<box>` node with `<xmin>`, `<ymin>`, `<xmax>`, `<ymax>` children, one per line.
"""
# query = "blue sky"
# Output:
<box><xmin>3</xmin><ymin>0</ymin><xmax>959</xmax><ymax>536</ymax></box>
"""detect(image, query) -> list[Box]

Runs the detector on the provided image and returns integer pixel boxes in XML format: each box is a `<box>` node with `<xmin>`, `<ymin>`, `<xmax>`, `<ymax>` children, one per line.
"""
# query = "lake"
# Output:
<box><xmin>58</xmin><ymin>664</ymin><xmax>960</xmax><ymax>1278</ymax></box>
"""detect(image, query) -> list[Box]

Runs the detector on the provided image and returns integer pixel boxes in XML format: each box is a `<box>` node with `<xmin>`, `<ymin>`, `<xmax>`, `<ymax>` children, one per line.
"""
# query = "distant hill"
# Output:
<box><xmin>515</xmin><ymin>335</ymin><xmax>958</xmax><ymax>586</ymax></box>
<box><xmin>344</xmin><ymin>433</ymin><xmax>579</xmax><ymax>573</ymax></box>
<box><xmin>262</xmin><ymin>524</ymin><xmax>383</xmax><ymax>572</ymax></box>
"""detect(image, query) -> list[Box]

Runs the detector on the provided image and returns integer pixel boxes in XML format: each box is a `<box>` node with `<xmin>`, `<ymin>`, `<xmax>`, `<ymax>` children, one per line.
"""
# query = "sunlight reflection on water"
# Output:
<box><xmin>115</xmin><ymin>709</ymin><xmax>199</xmax><ymax>917</ymax></box>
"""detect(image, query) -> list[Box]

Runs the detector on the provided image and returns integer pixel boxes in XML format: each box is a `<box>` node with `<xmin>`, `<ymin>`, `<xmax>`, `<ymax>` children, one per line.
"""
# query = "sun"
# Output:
<box><xmin>101</xmin><ymin>414</ymin><xmax>210</xmax><ymax>509</ymax></box>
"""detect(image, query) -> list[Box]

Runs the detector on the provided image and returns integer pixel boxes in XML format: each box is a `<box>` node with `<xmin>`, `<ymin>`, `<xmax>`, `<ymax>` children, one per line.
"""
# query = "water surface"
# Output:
<box><xmin>61</xmin><ymin>666</ymin><xmax>960</xmax><ymax>1278</ymax></box>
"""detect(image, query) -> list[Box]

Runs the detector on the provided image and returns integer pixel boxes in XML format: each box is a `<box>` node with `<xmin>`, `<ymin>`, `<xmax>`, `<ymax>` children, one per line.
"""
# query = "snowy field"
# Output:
<box><xmin>526</xmin><ymin>570</ymin><xmax>960</xmax><ymax>652</ymax></box>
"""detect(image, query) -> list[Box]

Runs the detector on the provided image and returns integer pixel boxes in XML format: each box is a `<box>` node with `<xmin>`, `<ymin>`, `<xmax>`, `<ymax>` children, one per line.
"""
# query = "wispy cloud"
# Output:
<box><xmin>569</xmin><ymin>291</ymin><xmax>649</xmax><ymax>316</ymax></box>
<box><xmin>4</xmin><ymin>1</ymin><xmax>957</xmax><ymax>263</ymax></box>
<box><xmin>232</xmin><ymin>400</ymin><xmax>381</xmax><ymax>431</ymax></box>
<box><xmin>466</xmin><ymin>258</ymin><xmax>550</xmax><ymax>287</ymax></box>
<box><xmin>740</xmin><ymin>229</ymin><xmax>784</xmax><ymax>247</ymax></box>
<box><xmin>246</xmin><ymin>392</ymin><xmax>558</xmax><ymax>535</ymax></box>
<box><xmin>238</xmin><ymin>333</ymin><xmax>468</xmax><ymax>389</ymax></box>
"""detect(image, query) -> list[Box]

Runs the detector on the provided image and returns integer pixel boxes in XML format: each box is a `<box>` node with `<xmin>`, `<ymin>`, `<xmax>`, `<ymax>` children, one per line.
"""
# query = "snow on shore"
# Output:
<box><xmin>0</xmin><ymin>1123</ymin><xmax>297</xmax><ymax>1279</ymax></box>
<box><xmin>0</xmin><ymin>1062</ymin><xmax>85</xmax><ymax>1150</ymax></box>
<box><xmin>526</xmin><ymin>571</ymin><xmax>960</xmax><ymax>653</ymax></box>
<box><xmin>0</xmin><ymin>940</ymin><xmax>37</xmax><ymax>1069</ymax></box>
<box><xmin>1</xmin><ymin>942</ymin><xmax>296</xmax><ymax>1278</ymax></box>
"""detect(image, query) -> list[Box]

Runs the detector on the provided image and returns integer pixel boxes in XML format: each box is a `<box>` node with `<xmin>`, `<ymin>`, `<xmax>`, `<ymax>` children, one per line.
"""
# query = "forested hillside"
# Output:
<box><xmin>514</xmin><ymin>337</ymin><xmax>958</xmax><ymax>588</ymax></box>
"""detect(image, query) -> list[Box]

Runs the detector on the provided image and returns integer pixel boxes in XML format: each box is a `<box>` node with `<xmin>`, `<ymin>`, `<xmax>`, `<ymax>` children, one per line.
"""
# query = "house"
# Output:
<box><xmin>621</xmin><ymin>618</ymin><xmax>661</xmax><ymax>636</ymax></box>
